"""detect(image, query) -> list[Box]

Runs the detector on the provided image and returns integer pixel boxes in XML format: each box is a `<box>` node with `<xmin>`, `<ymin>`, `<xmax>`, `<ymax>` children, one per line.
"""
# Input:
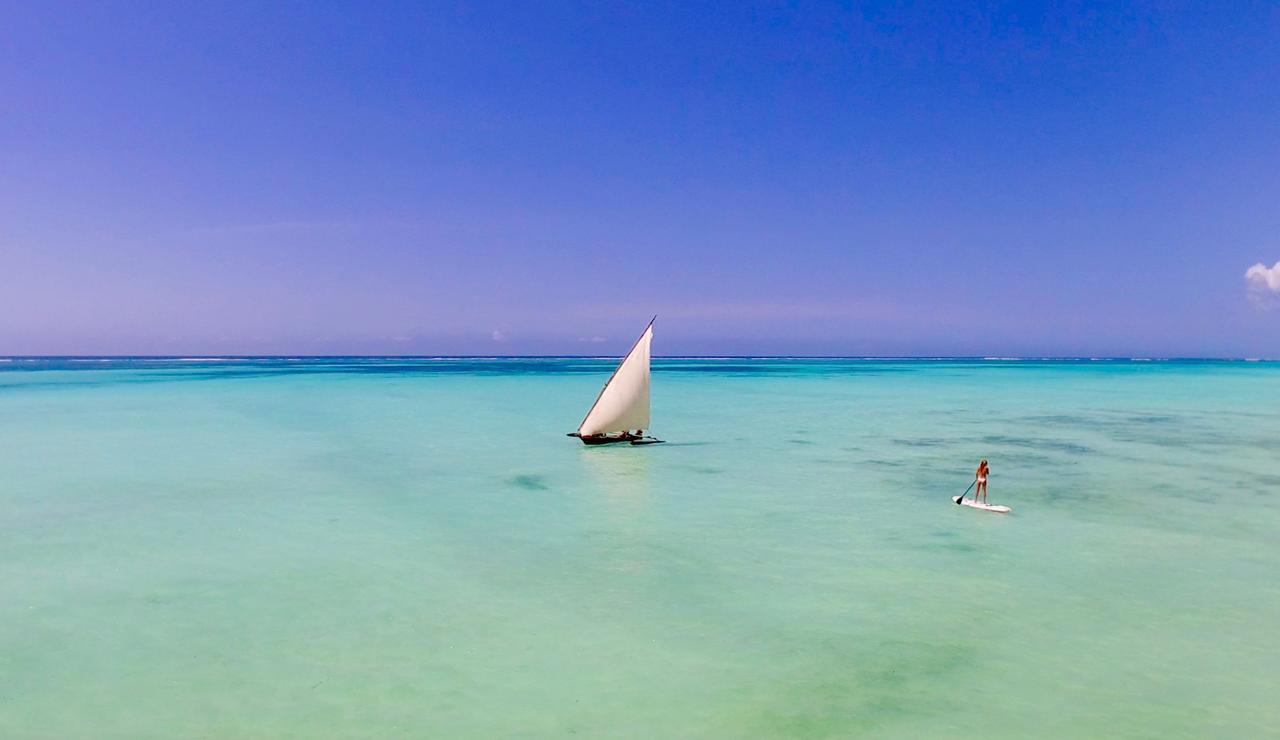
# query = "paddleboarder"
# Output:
<box><xmin>974</xmin><ymin>459</ymin><xmax>989</xmax><ymax>503</ymax></box>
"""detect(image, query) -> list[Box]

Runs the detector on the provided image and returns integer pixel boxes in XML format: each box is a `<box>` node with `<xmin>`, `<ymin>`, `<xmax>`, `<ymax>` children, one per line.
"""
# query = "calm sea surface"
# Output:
<box><xmin>2</xmin><ymin>358</ymin><xmax>1277</xmax><ymax>738</ymax></box>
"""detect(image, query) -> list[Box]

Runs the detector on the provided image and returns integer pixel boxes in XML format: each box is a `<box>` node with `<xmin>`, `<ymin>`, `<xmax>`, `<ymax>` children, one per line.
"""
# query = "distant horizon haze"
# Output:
<box><xmin>2</xmin><ymin>351</ymin><xmax>1276</xmax><ymax>362</ymax></box>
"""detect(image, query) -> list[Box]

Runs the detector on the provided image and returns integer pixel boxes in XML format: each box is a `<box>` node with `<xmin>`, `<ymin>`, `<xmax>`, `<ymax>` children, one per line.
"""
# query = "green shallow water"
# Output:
<box><xmin>1</xmin><ymin>358</ymin><xmax>1277</xmax><ymax>738</ymax></box>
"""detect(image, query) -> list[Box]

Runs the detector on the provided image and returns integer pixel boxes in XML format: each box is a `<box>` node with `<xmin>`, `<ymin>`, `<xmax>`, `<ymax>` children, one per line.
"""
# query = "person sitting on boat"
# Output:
<box><xmin>975</xmin><ymin>460</ymin><xmax>989</xmax><ymax>503</ymax></box>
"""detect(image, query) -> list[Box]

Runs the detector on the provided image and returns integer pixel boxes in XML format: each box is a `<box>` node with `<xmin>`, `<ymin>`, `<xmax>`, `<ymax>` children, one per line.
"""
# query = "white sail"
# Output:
<box><xmin>578</xmin><ymin>321</ymin><xmax>653</xmax><ymax>436</ymax></box>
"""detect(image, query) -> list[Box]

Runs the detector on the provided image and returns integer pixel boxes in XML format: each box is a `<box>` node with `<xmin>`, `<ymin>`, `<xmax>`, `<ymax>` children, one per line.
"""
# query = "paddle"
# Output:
<box><xmin>954</xmin><ymin>479</ymin><xmax>977</xmax><ymax>505</ymax></box>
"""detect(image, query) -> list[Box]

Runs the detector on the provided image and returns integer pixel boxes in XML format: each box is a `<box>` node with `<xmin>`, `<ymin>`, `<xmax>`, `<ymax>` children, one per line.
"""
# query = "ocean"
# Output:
<box><xmin>2</xmin><ymin>357</ymin><xmax>1277</xmax><ymax>737</ymax></box>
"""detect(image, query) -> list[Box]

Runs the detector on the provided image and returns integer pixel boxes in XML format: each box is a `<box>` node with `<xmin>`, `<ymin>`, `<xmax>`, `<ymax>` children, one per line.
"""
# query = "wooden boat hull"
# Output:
<box><xmin>568</xmin><ymin>433</ymin><xmax>663</xmax><ymax>446</ymax></box>
<box><xmin>580</xmin><ymin>434</ymin><xmax>635</xmax><ymax>445</ymax></box>
<box><xmin>570</xmin><ymin>433</ymin><xmax>637</xmax><ymax>445</ymax></box>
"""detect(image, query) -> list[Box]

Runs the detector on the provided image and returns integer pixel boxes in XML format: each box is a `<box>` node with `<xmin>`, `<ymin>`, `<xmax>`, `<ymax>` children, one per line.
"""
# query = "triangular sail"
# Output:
<box><xmin>578</xmin><ymin>320</ymin><xmax>653</xmax><ymax>436</ymax></box>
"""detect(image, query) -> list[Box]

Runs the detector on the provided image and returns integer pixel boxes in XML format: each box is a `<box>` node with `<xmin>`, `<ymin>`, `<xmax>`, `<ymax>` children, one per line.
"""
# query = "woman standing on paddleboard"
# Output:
<box><xmin>975</xmin><ymin>460</ymin><xmax>989</xmax><ymax>503</ymax></box>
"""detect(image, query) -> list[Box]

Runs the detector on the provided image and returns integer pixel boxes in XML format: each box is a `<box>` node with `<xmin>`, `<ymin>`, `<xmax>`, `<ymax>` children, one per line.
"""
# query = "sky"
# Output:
<box><xmin>2</xmin><ymin>1</ymin><xmax>1278</xmax><ymax>357</ymax></box>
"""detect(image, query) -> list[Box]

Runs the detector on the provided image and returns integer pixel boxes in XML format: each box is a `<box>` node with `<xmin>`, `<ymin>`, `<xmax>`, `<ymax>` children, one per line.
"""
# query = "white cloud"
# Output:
<box><xmin>491</xmin><ymin>330</ymin><xmax>507</xmax><ymax>342</ymax></box>
<box><xmin>1245</xmin><ymin>261</ymin><xmax>1280</xmax><ymax>292</ymax></box>
<box><xmin>1245</xmin><ymin>261</ymin><xmax>1280</xmax><ymax>308</ymax></box>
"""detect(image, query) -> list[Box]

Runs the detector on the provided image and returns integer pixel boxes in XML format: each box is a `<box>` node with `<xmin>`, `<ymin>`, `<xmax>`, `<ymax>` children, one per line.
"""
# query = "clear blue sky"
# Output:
<box><xmin>3</xmin><ymin>2</ymin><xmax>1278</xmax><ymax>356</ymax></box>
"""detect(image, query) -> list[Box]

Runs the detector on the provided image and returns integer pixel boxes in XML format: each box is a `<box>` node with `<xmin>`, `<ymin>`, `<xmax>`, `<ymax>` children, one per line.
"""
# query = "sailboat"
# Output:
<box><xmin>568</xmin><ymin>317</ymin><xmax>664</xmax><ymax>446</ymax></box>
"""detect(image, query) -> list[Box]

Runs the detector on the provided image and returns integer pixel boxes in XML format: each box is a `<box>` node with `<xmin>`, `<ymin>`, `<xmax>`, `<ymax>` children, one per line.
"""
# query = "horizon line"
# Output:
<box><xmin>2</xmin><ymin>355</ymin><xmax>1276</xmax><ymax>362</ymax></box>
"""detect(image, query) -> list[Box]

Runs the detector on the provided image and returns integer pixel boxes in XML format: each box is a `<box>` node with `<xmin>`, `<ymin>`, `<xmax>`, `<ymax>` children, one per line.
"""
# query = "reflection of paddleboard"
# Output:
<box><xmin>954</xmin><ymin>496</ymin><xmax>1011</xmax><ymax>514</ymax></box>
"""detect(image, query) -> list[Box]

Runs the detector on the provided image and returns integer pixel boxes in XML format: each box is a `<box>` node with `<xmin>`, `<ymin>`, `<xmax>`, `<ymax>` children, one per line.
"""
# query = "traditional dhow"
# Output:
<box><xmin>568</xmin><ymin>317</ymin><xmax>664</xmax><ymax>445</ymax></box>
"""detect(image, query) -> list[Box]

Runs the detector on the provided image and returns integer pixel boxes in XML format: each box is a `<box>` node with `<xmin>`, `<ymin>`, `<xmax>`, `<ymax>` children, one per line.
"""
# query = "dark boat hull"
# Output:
<box><xmin>570</xmin><ymin>432</ymin><xmax>637</xmax><ymax>445</ymax></box>
<box><xmin>568</xmin><ymin>433</ymin><xmax>662</xmax><ymax>446</ymax></box>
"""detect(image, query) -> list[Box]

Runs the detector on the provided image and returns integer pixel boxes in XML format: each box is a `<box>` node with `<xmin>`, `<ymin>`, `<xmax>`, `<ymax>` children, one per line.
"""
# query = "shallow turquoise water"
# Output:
<box><xmin>1</xmin><ymin>358</ymin><xmax>1277</xmax><ymax>738</ymax></box>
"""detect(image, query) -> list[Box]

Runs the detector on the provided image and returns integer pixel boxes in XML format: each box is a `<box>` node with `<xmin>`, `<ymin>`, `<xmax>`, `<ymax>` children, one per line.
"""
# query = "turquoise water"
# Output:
<box><xmin>2</xmin><ymin>358</ymin><xmax>1277</xmax><ymax>738</ymax></box>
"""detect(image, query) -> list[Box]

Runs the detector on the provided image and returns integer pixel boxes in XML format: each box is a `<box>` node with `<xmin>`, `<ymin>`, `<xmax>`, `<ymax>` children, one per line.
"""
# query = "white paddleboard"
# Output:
<box><xmin>954</xmin><ymin>496</ymin><xmax>1011</xmax><ymax>514</ymax></box>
